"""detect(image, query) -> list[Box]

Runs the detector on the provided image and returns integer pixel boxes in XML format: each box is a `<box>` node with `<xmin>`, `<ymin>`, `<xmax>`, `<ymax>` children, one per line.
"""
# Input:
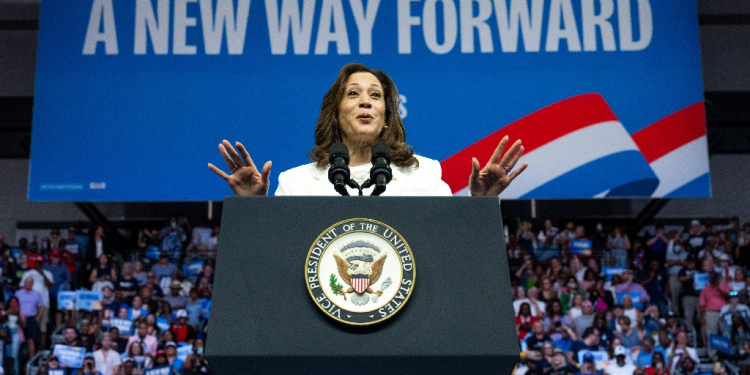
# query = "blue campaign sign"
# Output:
<box><xmin>49</xmin><ymin>370</ymin><xmax>65</xmax><ymax>375</ymax></box>
<box><xmin>602</xmin><ymin>267</ymin><xmax>626</xmax><ymax>281</ymax></box>
<box><xmin>156</xmin><ymin>316</ymin><xmax>171</xmax><ymax>332</ymax></box>
<box><xmin>29</xmin><ymin>0</ymin><xmax>708</xmax><ymax>201</ymax></box>
<box><xmin>570</xmin><ymin>239</ymin><xmax>592</xmax><ymax>256</ymax></box>
<box><xmin>694</xmin><ymin>273</ymin><xmax>709</xmax><ymax>290</ymax></box>
<box><xmin>145</xmin><ymin>366</ymin><xmax>173</xmax><ymax>375</ymax></box>
<box><xmin>202</xmin><ymin>300</ymin><xmax>211</xmax><ymax>319</ymax></box>
<box><xmin>110</xmin><ymin>317</ymin><xmax>134</xmax><ymax>336</ymax></box>
<box><xmin>177</xmin><ymin>343</ymin><xmax>194</xmax><ymax>360</ymax></box>
<box><xmin>709</xmin><ymin>334</ymin><xmax>731</xmax><ymax>355</ymax></box>
<box><xmin>75</xmin><ymin>290</ymin><xmax>103</xmax><ymax>310</ymax></box>
<box><xmin>57</xmin><ymin>291</ymin><xmax>77</xmax><ymax>310</ymax></box>
<box><xmin>53</xmin><ymin>345</ymin><xmax>86</xmax><ymax>368</ymax></box>
<box><xmin>616</xmin><ymin>292</ymin><xmax>643</xmax><ymax>309</ymax></box>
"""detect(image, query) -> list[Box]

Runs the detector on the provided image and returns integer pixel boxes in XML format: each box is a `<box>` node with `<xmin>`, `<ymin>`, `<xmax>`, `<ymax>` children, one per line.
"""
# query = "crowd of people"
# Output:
<box><xmin>0</xmin><ymin>216</ymin><xmax>218</xmax><ymax>375</ymax></box>
<box><xmin>510</xmin><ymin>217</ymin><xmax>750</xmax><ymax>375</ymax></box>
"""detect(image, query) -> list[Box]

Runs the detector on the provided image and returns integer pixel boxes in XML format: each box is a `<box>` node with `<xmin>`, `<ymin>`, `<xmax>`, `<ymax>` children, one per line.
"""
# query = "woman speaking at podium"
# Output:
<box><xmin>208</xmin><ymin>63</ymin><xmax>527</xmax><ymax>197</ymax></box>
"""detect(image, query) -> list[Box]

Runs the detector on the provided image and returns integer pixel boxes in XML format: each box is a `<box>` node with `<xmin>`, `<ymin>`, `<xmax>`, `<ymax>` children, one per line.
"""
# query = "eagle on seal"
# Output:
<box><xmin>333</xmin><ymin>246</ymin><xmax>387</xmax><ymax>303</ymax></box>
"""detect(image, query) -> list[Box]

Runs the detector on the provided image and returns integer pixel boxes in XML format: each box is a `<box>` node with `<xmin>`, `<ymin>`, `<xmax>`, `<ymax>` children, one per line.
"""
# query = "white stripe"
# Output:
<box><xmin>649</xmin><ymin>136</ymin><xmax>710</xmax><ymax>197</ymax></box>
<box><xmin>500</xmin><ymin>121</ymin><xmax>639</xmax><ymax>198</ymax></box>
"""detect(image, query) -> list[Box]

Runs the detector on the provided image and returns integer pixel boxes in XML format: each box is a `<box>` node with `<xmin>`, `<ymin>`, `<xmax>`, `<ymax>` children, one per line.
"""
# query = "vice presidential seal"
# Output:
<box><xmin>305</xmin><ymin>218</ymin><xmax>415</xmax><ymax>325</ymax></box>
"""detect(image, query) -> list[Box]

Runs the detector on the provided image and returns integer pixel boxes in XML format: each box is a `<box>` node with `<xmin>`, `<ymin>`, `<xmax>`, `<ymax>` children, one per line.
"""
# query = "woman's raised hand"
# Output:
<box><xmin>208</xmin><ymin>140</ymin><xmax>272</xmax><ymax>196</ymax></box>
<box><xmin>468</xmin><ymin>135</ymin><xmax>528</xmax><ymax>197</ymax></box>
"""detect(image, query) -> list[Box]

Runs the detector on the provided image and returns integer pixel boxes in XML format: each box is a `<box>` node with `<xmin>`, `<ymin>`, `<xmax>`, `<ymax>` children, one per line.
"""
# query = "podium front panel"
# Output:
<box><xmin>207</xmin><ymin>197</ymin><xmax>518</xmax><ymax>374</ymax></box>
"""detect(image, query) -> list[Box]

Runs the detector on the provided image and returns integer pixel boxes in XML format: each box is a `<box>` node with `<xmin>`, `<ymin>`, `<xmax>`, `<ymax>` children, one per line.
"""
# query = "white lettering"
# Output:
<box><xmin>493</xmin><ymin>0</ymin><xmax>543</xmax><ymax>52</ymax></box>
<box><xmin>397</xmin><ymin>0</ymin><xmax>421</xmax><ymax>54</ymax></box>
<box><xmin>581</xmin><ymin>0</ymin><xmax>615</xmax><ymax>51</ymax></box>
<box><xmin>315</xmin><ymin>0</ymin><xmax>351</xmax><ymax>54</ymax></box>
<box><xmin>82</xmin><ymin>0</ymin><xmax>119</xmax><ymax>55</ymax></box>
<box><xmin>349</xmin><ymin>0</ymin><xmax>380</xmax><ymax>54</ymax></box>
<box><xmin>423</xmin><ymin>0</ymin><xmax>458</xmax><ymax>54</ymax></box>
<box><xmin>200</xmin><ymin>0</ymin><xmax>251</xmax><ymax>55</ymax></box>
<box><xmin>460</xmin><ymin>0</ymin><xmax>493</xmax><ymax>53</ymax></box>
<box><xmin>545</xmin><ymin>0</ymin><xmax>581</xmax><ymax>52</ymax></box>
<box><xmin>173</xmin><ymin>0</ymin><xmax>198</xmax><ymax>54</ymax></box>
<box><xmin>266</xmin><ymin>0</ymin><xmax>316</xmax><ymax>55</ymax></box>
<box><xmin>134</xmin><ymin>0</ymin><xmax>169</xmax><ymax>54</ymax></box>
<box><xmin>617</xmin><ymin>0</ymin><xmax>652</xmax><ymax>51</ymax></box>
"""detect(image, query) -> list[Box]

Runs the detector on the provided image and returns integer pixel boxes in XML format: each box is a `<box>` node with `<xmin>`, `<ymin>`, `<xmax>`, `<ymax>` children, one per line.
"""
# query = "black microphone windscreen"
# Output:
<box><xmin>371</xmin><ymin>142</ymin><xmax>391</xmax><ymax>162</ymax></box>
<box><xmin>329</xmin><ymin>142</ymin><xmax>349</xmax><ymax>163</ymax></box>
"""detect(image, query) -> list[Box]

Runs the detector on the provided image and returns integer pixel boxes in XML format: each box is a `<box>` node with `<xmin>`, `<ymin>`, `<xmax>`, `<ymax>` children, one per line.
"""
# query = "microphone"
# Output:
<box><xmin>369</xmin><ymin>141</ymin><xmax>392</xmax><ymax>196</ymax></box>
<box><xmin>328</xmin><ymin>142</ymin><xmax>351</xmax><ymax>196</ymax></box>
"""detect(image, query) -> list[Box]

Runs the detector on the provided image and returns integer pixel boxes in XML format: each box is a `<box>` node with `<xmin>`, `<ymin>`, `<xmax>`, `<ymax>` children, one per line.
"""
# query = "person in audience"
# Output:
<box><xmin>44</xmin><ymin>248</ymin><xmax>71</xmax><ymax>304</ymax></box>
<box><xmin>90</xmin><ymin>253</ymin><xmax>117</xmax><ymax>288</ymax></box>
<box><xmin>160</xmin><ymin>217</ymin><xmax>186</xmax><ymax>263</ymax></box>
<box><xmin>517</xmin><ymin>351</ymin><xmax>542</xmax><ymax>375</ymax></box>
<box><xmin>592</xmin><ymin>312</ymin><xmax>612</xmax><ymax>350</ymax></box>
<box><xmin>590</xmin><ymin>278</ymin><xmax>614</xmax><ymax>312</ymax></box>
<box><xmin>20</xmin><ymin>258</ymin><xmax>54</xmax><ymax>349</ymax></box>
<box><xmin>567</xmin><ymin>327</ymin><xmax>601</xmax><ymax>366</ymax></box>
<box><xmin>16</xmin><ymin>276</ymin><xmax>44</xmax><ymax>358</ymax></box>
<box><xmin>128</xmin><ymin>296</ymin><xmax>148</xmax><ymax>320</ymax></box>
<box><xmin>686</xmin><ymin>220</ymin><xmax>706</xmax><ymax>257</ymax></box>
<box><xmin>85</xmin><ymin>226</ymin><xmax>112</xmax><ymax>285</ymax></box>
<box><xmin>633</xmin><ymin>335</ymin><xmax>664</xmax><ymax>368</ymax></box>
<box><xmin>516</xmin><ymin>302</ymin><xmax>538</xmax><ymax>340</ymax></box>
<box><xmin>728</xmin><ymin>314</ymin><xmax>750</xmax><ymax>360</ymax></box>
<box><xmin>127</xmin><ymin>320</ymin><xmax>158</xmax><ymax>356</ymax></box>
<box><xmin>73</xmin><ymin>354</ymin><xmax>103</xmax><ymax>375</ymax></box>
<box><xmin>644</xmin><ymin>352</ymin><xmax>668</xmax><ymax>375</ymax></box>
<box><xmin>572</xmin><ymin>301</ymin><xmax>595</xmax><ymax>338</ymax></box>
<box><xmin>545</xmin><ymin>299</ymin><xmax>570</xmax><ymax>341</ymax></box>
<box><xmin>544</xmin><ymin>348</ymin><xmax>577</xmax><ymax>375</ymax></box>
<box><xmin>144</xmin><ymin>272</ymin><xmax>165</xmax><ymax>299</ymax></box>
<box><xmin>165</xmin><ymin>280</ymin><xmax>191</xmax><ymax>310</ymax></box>
<box><xmin>151</xmin><ymin>252</ymin><xmax>179</xmax><ymax>281</ymax></box>
<box><xmin>120</xmin><ymin>358</ymin><xmax>136</xmax><ymax>375</ymax></box>
<box><xmin>607</xmin><ymin>227</ymin><xmax>631</xmax><ymax>267</ymax></box>
<box><xmin>164</xmin><ymin>341</ymin><xmax>183</xmax><ymax>370</ymax></box>
<box><xmin>577</xmin><ymin>352</ymin><xmax>602</xmax><ymax>375</ymax></box>
<box><xmin>639</xmin><ymin>259</ymin><xmax>668</xmax><ymax>315</ymax></box>
<box><xmin>133</xmin><ymin>260</ymin><xmax>148</xmax><ymax>286</ymax></box>
<box><xmin>80</xmin><ymin>318</ymin><xmax>99</xmax><ymax>352</ymax></box>
<box><xmin>698</xmin><ymin>271</ymin><xmax>728</xmax><ymax>361</ymax></box>
<box><xmin>171</xmin><ymin>309</ymin><xmax>197</xmax><ymax>344</ymax></box>
<box><xmin>115</xmin><ymin>262</ymin><xmax>141</xmax><ymax>304</ymax></box>
<box><xmin>539</xmin><ymin>278</ymin><xmax>558</xmax><ymax>303</ymax></box>
<box><xmin>720</xmin><ymin>291</ymin><xmax>750</xmax><ymax>334</ymax></box>
<box><xmin>5</xmin><ymin>297</ymin><xmax>24</xmax><ymax>375</ymax></box>
<box><xmin>561</xmin><ymin>278</ymin><xmax>586</xmax><ymax>315</ymax></box>
<box><xmin>554</xmin><ymin>323</ymin><xmax>577</xmax><ymax>355</ymax></box>
<box><xmin>617</xmin><ymin>316</ymin><xmax>640</xmax><ymax>348</ymax></box>
<box><xmin>537</xmin><ymin>341</ymin><xmax>554</xmax><ymax>371</ymax></box>
<box><xmin>126</xmin><ymin>337</ymin><xmax>153</xmax><ymax>369</ymax></box>
<box><xmin>108</xmin><ymin>326</ymin><xmax>129</xmax><ymax>353</ymax></box>
<box><xmin>567</xmin><ymin>292</ymin><xmax>584</xmax><ymax>321</ymax></box>
<box><xmin>527</xmin><ymin>321</ymin><xmax>551</xmax><ymax>351</ymax></box>
<box><xmin>666</xmin><ymin>234</ymin><xmax>688</xmax><ymax>316</ymax></box>
<box><xmin>185</xmin><ymin>288</ymin><xmax>205</xmax><ymax>328</ymax></box>
<box><xmin>665</xmin><ymin>331</ymin><xmax>698</xmax><ymax>373</ymax></box>
<box><xmin>615</xmin><ymin>270</ymin><xmax>650</xmax><ymax>305</ymax></box>
<box><xmin>647</xmin><ymin>224</ymin><xmax>669</xmax><ymax>264</ymax></box>
<box><xmin>603</xmin><ymin>346</ymin><xmax>635</xmax><ymax>375</ymax></box>
<box><xmin>94</xmin><ymin>333</ymin><xmax>122</xmax><ymax>375</ymax></box>
<box><xmin>140</xmin><ymin>286</ymin><xmax>160</xmax><ymax>314</ymax></box>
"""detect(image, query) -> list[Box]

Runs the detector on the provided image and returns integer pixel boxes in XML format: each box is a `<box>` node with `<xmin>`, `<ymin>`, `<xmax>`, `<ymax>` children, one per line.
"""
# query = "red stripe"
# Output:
<box><xmin>440</xmin><ymin>93</ymin><xmax>618</xmax><ymax>192</ymax></box>
<box><xmin>630</xmin><ymin>103</ymin><xmax>706</xmax><ymax>163</ymax></box>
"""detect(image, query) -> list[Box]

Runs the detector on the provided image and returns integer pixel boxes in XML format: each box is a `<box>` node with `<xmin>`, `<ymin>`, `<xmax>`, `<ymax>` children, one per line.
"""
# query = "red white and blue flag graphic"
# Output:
<box><xmin>351</xmin><ymin>275</ymin><xmax>369</xmax><ymax>294</ymax></box>
<box><xmin>441</xmin><ymin>94</ymin><xmax>709</xmax><ymax>199</ymax></box>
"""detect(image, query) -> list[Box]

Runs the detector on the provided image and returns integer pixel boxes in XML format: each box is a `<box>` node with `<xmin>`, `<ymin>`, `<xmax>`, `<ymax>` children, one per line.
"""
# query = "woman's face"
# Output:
<box><xmin>99</xmin><ymin>254</ymin><xmax>108</xmax><ymax>265</ymax></box>
<box><xmin>542</xmin><ymin>279</ymin><xmax>551</xmax><ymax>289</ymax></box>
<box><xmin>338</xmin><ymin>72</ymin><xmax>386</xmax><ymax>146</ymax></box>
<box><xmin>520</xmin><ymin>304</ymin><xmax>531</xmax><ymax>316</ymax></box>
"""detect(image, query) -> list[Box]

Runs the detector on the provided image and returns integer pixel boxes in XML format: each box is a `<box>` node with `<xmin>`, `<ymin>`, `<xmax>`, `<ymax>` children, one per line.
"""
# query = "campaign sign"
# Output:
<box><xmin>202</xmin><ymin>300</ymin><xmax>211</xmax><ymax>320</ymax></box>
<box><xmin>49</xmin><ymin>370</ymin><xmax>65</xmax><ymax>375</ymax></box>
<box><xmin>709</xmin><ymin>334</ymin><xmax>731</xmax><ymax>355</ymax></box>
<box><xmin>146</xmin><ymin>366</ymin><xmax>173</xmax><ymax>375</ymax></box>
<box><xmin>570</xmin><ymin>239</ymin><xmax>592</xmax><ymax>256</ymax></box>
<box><xmin>177</xmin><ymin>343</ymin><xmax>194</xmax><ymax>360</ymax></box>
<box><xmin>156</xmin><ymin>316</ymin><xmax>171</xmax><ymax>332</ymax></box>
<box><xmin>75</xmin><ymin>290</ymin><xmax>103</xmax><ymax>310</ymax></box>
<box><xmin>694</xmin><ymin>273</ymin><xmax>709</xmax><ymax>290</ymax></box>
<box><xmin>184</xmin><ymin>260</ymin><xmax>205</xmax><ymax>277</ymax></box>
<box><xmin>29</xmin><ymin>0</ymin><xmax>709</xmax><ymax>201</ymax></box>
<box><xmin>616</xmin><ymin>292</ymin><xmax>643</xmax><ymax>309</ymax></box>
<box><xmin>110</xmin><ymin>318</ymin><xmax>134</xmax><ymax>336</ymax></box>
<box><xmin>53</xmin><ymin>345</ymin><xmax>86</xmax><ymax>368</ymax></box>
<box><xmin>577</xmin><ymin>350</ymin><xmax>610</xmax><ymax>370</ymax></box>
<box><xmin>57</xmin><ymin>291</ymin><xmax>77</xmax><ymax>310</ymax></box>
<box><xmin>603</xmin><ymin>267</ymin><xmax>627</xmax><ymax>281</ymax></box>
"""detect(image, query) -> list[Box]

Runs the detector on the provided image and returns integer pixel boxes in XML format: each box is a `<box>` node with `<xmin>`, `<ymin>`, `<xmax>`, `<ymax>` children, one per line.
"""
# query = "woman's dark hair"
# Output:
<box><xmin>519</xmin><ymin>302</ymin><xmax>531</xmax><ymax>316</ymax></box>
<box><xmin>308</xmin><ymin>63</ymin><xmax>418</xmax><ymax>170</ymax></box>
<box><xmin>584</xmin><ymin>269</ymin><xmax>595</xmax><ymax>281</ymax></box>
<box><xmin>547</xmin><ymin>299</ymin><xmax>563</xmax><ymax>316</ymax></box>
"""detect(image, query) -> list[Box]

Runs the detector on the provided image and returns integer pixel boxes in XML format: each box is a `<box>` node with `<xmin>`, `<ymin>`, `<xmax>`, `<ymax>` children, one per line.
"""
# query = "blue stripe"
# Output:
<box><xmin>665</xmin><ymin>173</ymin><xmax>711</xmax><ymax>198</ymax></box>
<box><xmin>521</xmin><ymin>151</ymin><xmax>659</xmax><ymax>199</ymax></box>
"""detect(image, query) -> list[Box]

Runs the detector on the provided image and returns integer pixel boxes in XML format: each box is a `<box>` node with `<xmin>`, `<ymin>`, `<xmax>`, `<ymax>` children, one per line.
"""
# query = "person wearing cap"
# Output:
<box><xmin>699</xmin><ymin>271</ymin><xmax>729</xmax><ymax>361</ymax></box>
<box><xmin>164</xmin><ymin>340</ymin><xmax>186</xmax><ymax>372</ymax></box>
<box><xmin>719</xmin><ymin>287</ymin><xmax>750</xmax><ymax>334</ymax></box>
<box><xmin>715</xmin><ymin>253</ymin><xmax>737</xmax><ymax>284</ymax></box>
<box><xmin>516</xmin><ymin>351</ymin><xmax>542</xmax><ymax>375</ymax></box>
<box><xmin>171</xmin><ymin>309</ymin><xmax>197</xmax><ymax>343</ymax></box>
<box><xmin>43</xmin><ymin>248</ymin><xmax>71</xmax><ymax>307</ymax></box>
<box><xmin>94</xmin><ymin>333</ymin><xmax>121</xmax><ymax>375</ymax></box>
<box><xmin>576</xmin><ymin>352</ymin><xmax>602</xmax><ymax>375</ymax></box>
<box><xmin>686</xmin><ymin>220</ymin><xmax>706</xmax><ymax>257</ymax></box>
<box><xmin>151</xmin><ymin>252</ymin><xmax>179</xmax><ymax>281</ymax></box>
<box><xmin>164</xmin><ymin>280</ymin><xmax>190</xmax><ymax>310</ymax></box>
<box><xmin>543</xmin><ymin>348</ymin><xmax>577</xmax><ymax>375</ymax></box>
<box><xmin>603</xmin><ymin>346</ymin><xmax>635</xmax><ymax>375</ymax></box>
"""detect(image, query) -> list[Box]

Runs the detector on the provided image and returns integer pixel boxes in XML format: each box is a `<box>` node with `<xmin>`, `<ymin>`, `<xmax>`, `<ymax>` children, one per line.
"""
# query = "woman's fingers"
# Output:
<box><xmin>235</xmin><ymin>141</ymin><xmax>255</xmax><ymax>168</ymax></box>
<box><xmin>260</xmin><ymin>161</ymin><xmax>272</xmax><ymax>183</ymax></box>
<box><xmin>207</xmin><ymin>163</ymin><xmax>230</xmax><ymax>181</ymax></box>
<box><xmin>509</xmin><ymin>162</ymin><xmax>529</xmax><ymax>181</ymax></box>
<box><xmin>499</xmin><ymin>139</ymin><xmax>522</xmax><ymax>167</ymax></box>
<box><xmin>222</xmin><ymin>140</ymin><xmax>244</xmax><ymax>169</ymax></box>
<box><xmin>218</xmin><ymin>143</ymin><xmax>237</xmax><ymax>172</ymax></box>
<box><xmin>486</xmin><ymin>136</ymin><xmax>509</xmax><ymax>167</ymax></box>
<box><xmin>506</xmin><ymin>145</ymin><xmax>525</xmax><ymax>170</ymax></box>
